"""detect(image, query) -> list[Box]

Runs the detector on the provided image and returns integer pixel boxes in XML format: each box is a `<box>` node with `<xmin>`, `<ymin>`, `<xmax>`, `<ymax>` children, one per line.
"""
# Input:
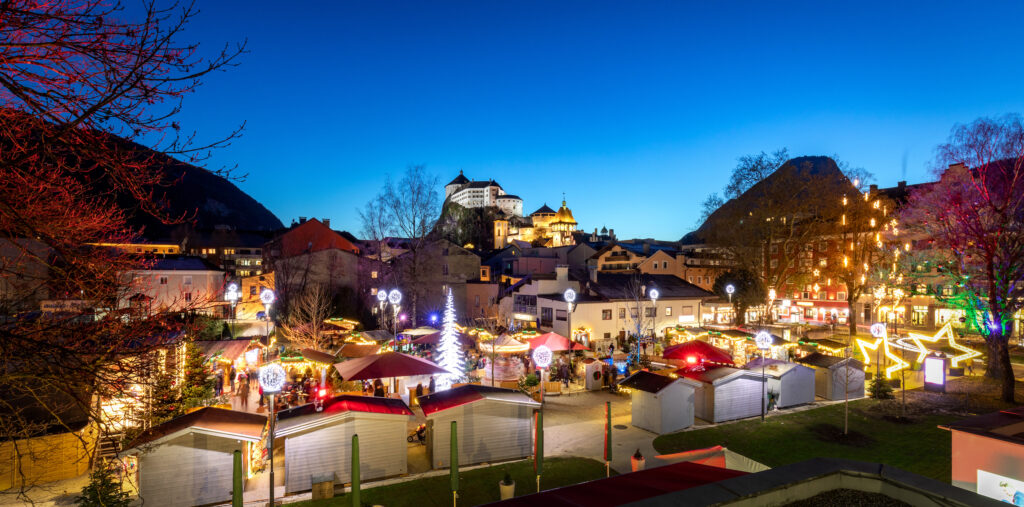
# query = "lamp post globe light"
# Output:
<box><xmin>258</xmin><ymin>363</ymin><xmax>286</xmax><ymax>507</ymax></box>
<box><xmin>259</xmin><ymin>288</ymin><xmax>275</xmax><ymax>343</ymax></box>
<box><xmin>648</xmin><ymin>288</ymin><xmax>659</xmax><ymax>349</ymax></box>
<box><xmin>564</xmin><ymin>288</ymin><xmax>576</xmax><ymax>344</ymax></box>
<box><xmin>225</xmin><ymin>283</ymin><xmax>240</xmax><ymax>338</ymax></box>
<box><xmin>755</xmin><ymin>331</ymin><xmax>772</xmax><ymax>421</ymax></box>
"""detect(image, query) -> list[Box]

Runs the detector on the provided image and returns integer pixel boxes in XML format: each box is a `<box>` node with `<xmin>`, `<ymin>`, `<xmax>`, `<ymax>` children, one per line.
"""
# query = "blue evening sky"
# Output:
<box><xmin>173</xmin><ymin>1</ymin><xmax>1024</xmax><ymax>240</ymax></box>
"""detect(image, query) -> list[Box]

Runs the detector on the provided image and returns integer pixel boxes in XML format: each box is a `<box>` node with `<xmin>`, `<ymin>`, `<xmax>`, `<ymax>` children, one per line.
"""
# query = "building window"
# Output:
<box><xmin>158</xmin><ymin>276</ymin><xmax>168</xmax><ymax>285</ymax></box>
<box><xmin>556</xmin><ymin>309</ymin><xmax>567</xmax><ymax>321</ymax></box>
<box><xmin>818</xmin><ymin>292</ymin><xmax>827</xmax><ymax>301</ymax></box>
<box><xmin>663</xmin><ymin>261</ymin><xmax>668</xmax><ymax>269</ymax></box>
<box><xmin>224</xmin><ymin>248</ymin><xmax>235</xmax><ymax>255</ymax></box>
<box><xmin>442</xmin><ymin>264</ymin><xmax>449</xmax><ymax>275</ymax></box>
<box><xmin>644</xmin><ymin>307</ymin><xmax>656</xmax><ymax>317</ymax></box>
<box><xmin>665</xmin><ymin>307</ymin><xmax>672</xmax><ymax>316</ymax></box>
<box><xmin>604</xmin><ymin>332</ymin><xmax>611</xmax><ymax>339</ymax></box>
<box><xmin>770</xmin><ymin>244</ymin><xmax>779</xmax><ymax>254</ymax></box>
<box><xmin>371</xmin><ymin>270</ymin><xmax>378</xmax><ymax>279</ymax></box>
<box><xmin>184</xmin><ymin>292</ymin><xmax>192</xmax><ymax>302</ymax></box>
<box><xmin>819</xmin><ymin>241</ymin><xmax>828</xmax><ymax>252</ymax></box>
<box><xmin>474</xmin><ymin>295</ymin><xmax>480</xmax><ymax>306</ymax></box>
<box><xmin>541</xmin><ymin>307</ymin><xmax>553</xmax><ymax>327</ymax></box>
<box><xmin>183</xmin><ymin>276</ymin><xmax>192</xmax><ymax>285</ymax></box>
<box><xmin>770</xmin><ymin>259</ymin><xmax>778</xmax><ymax>269</ymax></box>
<box><xmin>602</xmin><ymin>310</ymin><xmax>612</xmax><ymax>320</ymax></box>
<box><xmin>250</xmin><ymin>286</ymin><xmax>257</xmax><ymax>296</ymax></box>
<box><xmin>942</xmin><ymin>285</ymin><xmax>953</xmax><ymax>296</ymax></box>
<box><xmin>837</xmin><ymin>291</ymin><xmax>847</xmax><ymax>301</ymax></box>
<box><xmin>630</xmin><ymin>308</ymin><xmax>639</xmax><ymax>319</ymax></box>
<box><xmin>618</xmin><ymin>308</ymin><xmax>625</xmax><ymax>319</ymax></box>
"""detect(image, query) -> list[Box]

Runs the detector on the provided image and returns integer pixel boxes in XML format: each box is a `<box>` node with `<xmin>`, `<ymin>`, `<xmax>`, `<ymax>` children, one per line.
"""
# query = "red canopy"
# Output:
<box><xmin>332</xmin><ymin>352</ymin><xmax>449</xmax><ymax>381</ymax></box>
<box><xmin>528</xmin><ymin>332</ymin><xmax>589</xmax><ymax>351</ymax></box>
<box><xmin>410</xmin><ymin>332</ymin><xmax>475</xmax><ymax>347</ymax></box>
<box><xmin>663</xmin><ymin>340</ymin><xmax>735</xmax><ymax>366</ymax></box>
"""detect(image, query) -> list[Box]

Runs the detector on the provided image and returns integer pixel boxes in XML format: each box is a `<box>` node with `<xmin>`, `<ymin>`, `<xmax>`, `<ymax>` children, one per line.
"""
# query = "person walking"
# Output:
<box><xmin>373</xmin><ymin>379</ymin><xmax>385</xmax><ymax>397</ymax></box>
<box><xmin>229</xmin><ymin>365</ymin><xmax>237</xmax><ymax>393</ymax></box>
<box><xmin>428</xmin><ymin>376</ymin><xmax>436</xmax><ymax>394</ymax></box>
<box><xmin>238</xmin><ymin>378</ymin><xmax>250</xmax><ymax>410</ymax></box>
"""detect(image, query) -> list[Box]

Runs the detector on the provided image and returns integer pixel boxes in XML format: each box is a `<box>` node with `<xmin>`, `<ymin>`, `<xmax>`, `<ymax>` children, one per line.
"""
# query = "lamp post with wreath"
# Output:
<box><xmin>225</xmin><ymin>282</ymin><xmax>240</xmax><ymax>339</ymax></box>
<box><xmin>755</xmin><ymin>330</ymin><xmax>772</xmax><ymax>421</ymax></box>
<box><xmin>260</xmin><ymin>288</ymin><xmax>275</xmax><ymax>350</ymax></box>
<box><xmin>647</xmin><ymin>288</ymin><xmax>660</xmax><ymax>359</ymax></box>
<box><xmin>564</xmin><ymin>288</ymin><xmax>576</xmax><ymax>344</ymax></box>
<box><xmin>258</xmin><ymin>363</ymin><xmax>286</xmax><ymax>507</ymax></box>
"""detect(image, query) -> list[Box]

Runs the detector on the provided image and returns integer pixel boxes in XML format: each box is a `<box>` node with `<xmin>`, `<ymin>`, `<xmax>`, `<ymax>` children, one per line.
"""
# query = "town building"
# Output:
<box><xmin>264</xmin><ymin>217</ymin><xmax>361</xmax><ymax>307</ymax></box>
<box><xmin>120</xmin><ymin>256</ymin><xmax>226</xmax><ymax>315</ymax></box>
<box><xmin>185</xmin><ymin>227</ymin><xmax>271</xmax><ymax>278</ymax></box>
<box><xmin>497</xmin><ymin>200</ymin><xmax>579</xmax><ymax>248</ymax></box>
<box><xmin>445</xmin><ymin>171</ymin><xmax>523</xmax><ymax>217</ymax></box>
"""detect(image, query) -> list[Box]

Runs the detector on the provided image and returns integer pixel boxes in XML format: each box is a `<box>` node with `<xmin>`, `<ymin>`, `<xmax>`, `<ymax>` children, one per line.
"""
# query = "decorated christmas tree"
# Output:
<box><xmin>180</xmin><ymin>341</ymin><xmax>212</xmax><ymax>410</ymax></box>
<box><xmin>436</xmin><ymin>288</ymin><xmax>464</xmax><ymax>391</ymax></box>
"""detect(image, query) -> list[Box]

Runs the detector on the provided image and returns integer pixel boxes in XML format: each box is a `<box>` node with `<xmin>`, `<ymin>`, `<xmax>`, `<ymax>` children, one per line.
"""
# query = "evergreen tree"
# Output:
<box><xmin>76</xmin><ymin>464</ymin><xmax>131</xmax><ymax>507</ymax></box>
<box><xmin>868</xmin><ymin>375</ymin><xmax>894</xmax><ymax>399</ymax></box>
<box><xmin>436</xmin><ymin>288</ymin><xmax>464</xmax><ymax>391</ymax></box>
<box><xmin>180</xmin><ymin>341</ymin><xmax>212</xmax><ymax>410</ymax></box>
<box><xmin>149</xmin><ymin>368</ymin><xmax>180</xmax><ymax>422</ymax></box>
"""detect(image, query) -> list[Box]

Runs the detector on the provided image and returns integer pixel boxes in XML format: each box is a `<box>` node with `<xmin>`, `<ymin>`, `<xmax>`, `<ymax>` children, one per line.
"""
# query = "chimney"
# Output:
<box><xmin>322</xmin><ymin>218</ymin><xmax>331</xmax><ymax>228</ymax></box>
<box><xmin>643</xmin><ymin>242</ymin><xmax>650</xmax><ymax>255</ymax></box>
<box><xmin>589</xmin><ymin>265</ymin><xmax>598</xmax><ymax>283</ymax></box>
<box><xmin>869</xmin><ymin>184</ymin><xmax>878</xmax><ymax>193</ymax></box>
<box><xmin>298</xmin><ymin>217</ymin><xmax>307</xmax><ymax>224</ymax></box>
<box><xmin>609</xmin><ymin>229</ymin><xmax>615</xmax><ymax>240</ymax></box>
<box><xmin>556</xmin><ymin>265</ymin><xmax>568</xmax><ymax>283</ymax></box>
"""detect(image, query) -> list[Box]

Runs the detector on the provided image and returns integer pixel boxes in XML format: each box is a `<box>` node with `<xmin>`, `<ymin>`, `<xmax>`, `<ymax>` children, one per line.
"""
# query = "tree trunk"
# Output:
<box><xmin>847</xmin><ymin>294</ymin><xmax>858</xmax><ymax>336</ymax></box>
<box><xmin>987</xmin><ymin>336</ymin><xmax>1015</xmax><ymax>402</ymax></box>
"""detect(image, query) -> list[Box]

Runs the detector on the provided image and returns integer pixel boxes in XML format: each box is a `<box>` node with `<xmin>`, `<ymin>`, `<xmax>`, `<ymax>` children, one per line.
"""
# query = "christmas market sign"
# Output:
<box><xmin>258</xmin><ymin>363</ymin><xmax>286</xmax><ymax>393</ymax></box>
<box><xmin>532</xmin><ymin>345</ymin><xmax>553</xmax><ymax>369</ymax></box>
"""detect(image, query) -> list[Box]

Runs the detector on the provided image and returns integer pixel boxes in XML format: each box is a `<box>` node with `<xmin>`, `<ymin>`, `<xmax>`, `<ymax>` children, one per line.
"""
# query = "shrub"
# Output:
<box><xmin>868</xmin><ymin>375</ymin><xmax>894</xmax><ymax>399</ymax></box>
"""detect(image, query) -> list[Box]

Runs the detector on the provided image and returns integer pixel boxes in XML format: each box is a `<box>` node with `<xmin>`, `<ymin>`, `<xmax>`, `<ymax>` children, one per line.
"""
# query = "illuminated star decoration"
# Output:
<box><xmin>856</xmin><ymin>325</ymin><xmax>909</xmax><ymax>379</ymax></box>
<box><xmin>908</xmin><ymin>322</ymin><xmax>980</xmax><ymax>368</ymax></box>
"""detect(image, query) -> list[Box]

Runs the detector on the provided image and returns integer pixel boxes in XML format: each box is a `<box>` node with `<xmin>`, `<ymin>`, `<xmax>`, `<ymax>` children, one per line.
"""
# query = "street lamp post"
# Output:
<box><xmin>725</xmin><ymin>284</ymin><xmax>735</xmax><ymax>323</ymax></box>
<box><xmin>564</xmin><ymin>288</ymin><xmax>576</xmax><ymax>344</ymax></box>
<box><xmin>376</xmin><ymin>288</ymin><xmax>388</xmax><ymax>330</ymax></box>
<box><xmin>225</xmin><ymin>283</ymin><xmax>240</xmax><ymax>339</ymax></box>
<box><xmin>260</xmin><ymin>288</ymin><xmax>275</xmax><ymax>348</ymax></box>
<box><xmin>388</xmin><ymin>289</ymin><xmax>402</xmax><ymax>349</ymax></box>
<box><xmin>648</xmin><ymin>288</ymin><xmax>660</xmax><ymax>359</ymax></box>
<box><xmin>755</xmin><ymin>331</ymin><xmax>772</xmax><ymax>421</ymax></box>
<box><xmin>258</xmin><ymin>363</ymin><xmax>286</xmax><ymax>507</ymax></box>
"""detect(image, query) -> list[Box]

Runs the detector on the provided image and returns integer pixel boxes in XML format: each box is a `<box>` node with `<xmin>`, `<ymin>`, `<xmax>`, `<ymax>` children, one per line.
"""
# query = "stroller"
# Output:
<box><xmin>407</xmin><ymin>423</ymin><xmax>426</xmax><ymax>444</ymax></box>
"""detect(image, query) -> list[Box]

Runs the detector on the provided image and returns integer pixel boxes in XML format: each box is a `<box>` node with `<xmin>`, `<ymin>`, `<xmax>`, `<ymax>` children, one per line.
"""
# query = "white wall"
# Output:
<box><xmin>122</xmin><ymin>269</ymin><xmax>224</xmax><ymax>313</ymax></box>
<box><xmin>712</xmin><ymin>374</ymin><xmax>766</xmax><ymax>423</ymax></box>
<box><xmin>137</xmin><ymin>432</ymin><xmax>242</xmax><ymax>507</ymax></box>
<box><xmin>283</xmin><ymin>414</ymin><xmax>408</xmax><ymax>494</ymax></box>
<box><xmin>429</xmin><ymin>400</ymin><xmax>535</xmax><ymax>468</ymax></box>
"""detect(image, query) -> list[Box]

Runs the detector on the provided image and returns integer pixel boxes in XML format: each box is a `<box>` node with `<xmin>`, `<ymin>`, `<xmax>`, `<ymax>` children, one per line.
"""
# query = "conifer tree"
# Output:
<box><xmin>436</xmin><ymin>288</ymin><xmax>464</xmax><ymax>391</ymax></box>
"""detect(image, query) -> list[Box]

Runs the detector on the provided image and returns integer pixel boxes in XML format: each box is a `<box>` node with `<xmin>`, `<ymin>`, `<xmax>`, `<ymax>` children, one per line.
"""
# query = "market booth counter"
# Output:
<box><xmin>274</xmin><ymin>395</ymin><xmax>412</xmax><ymax>494</ymax></box>
<box><xmin>796</xmin><ymin>352</ymin><xmax>865</xmax><ymax>401</ymax></box>
<box><xmin>744</xmin><ymin>358</ymin><xmax>816</xmax><ymax>408</ymax></box>
<box><xmin>618</xmin><ymin>370</ymin><xmax>701</xmax><ymax>434</ymax></box>
<box><xmin>123</xmin><ymin>407</ymin><xmax>267</xmax><ymax>507</ymax></box>
<box><xmin>680</xmin><ymin>366</ymin><xmax>768</xmax><ymax>423</ymax></box>
<box><xmin>418</xmin><ymin>385</ymin><xmax>540</xmax><ymax>469</ymax></box>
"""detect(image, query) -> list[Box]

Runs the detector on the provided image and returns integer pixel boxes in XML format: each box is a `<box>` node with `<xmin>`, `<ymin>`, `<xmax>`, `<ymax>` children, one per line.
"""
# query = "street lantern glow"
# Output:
<box><xmin>258</xmin><ymin>363</ymin><xmax>286</xmax><ymax>393</ymax></box>
<box><xmin>259</xmin><ymin>288</ymin><xmax>276</xmax><ymax>306</ymax></box>
<box><xmin>870</xmin><ymin>322</ymin><xmax>887</xmax><ymax>338</ymax></box>
<box><xmin>725</xmin><ymin>284</ymin><xmax>735</xmax><ymax>295</ymax></box>
<box><xmin>649</xmin><ymin>288</ymin><xmax>659</xmax><ymax>301</ymax></box>
<box><xmin>225</xmin><ymin>283</ymin><xmax>240</xmax><ymax>303</ymax></box>
<box><xmin>755</xmin><ymin>331</ymin><xmax>772</xmax><ymax>350</ymax></box>
<box><xmin>388</xmin><ymin>289</ymin><xmax>402</xmax><ymax>305</ymax></box>
<box><xmin>376</xmin><ymin>289</ymin><xmax>388</xmax><ymax>302</ymax></box>
<box><xmin>563</xmin><ymin>288</ymin><xmax>576</xmax><ymax>303</ymax></box>
<box><xmin>532</xmin><ymin>345</ymin><xmax>553</xmax><ymax>369</ymax></box>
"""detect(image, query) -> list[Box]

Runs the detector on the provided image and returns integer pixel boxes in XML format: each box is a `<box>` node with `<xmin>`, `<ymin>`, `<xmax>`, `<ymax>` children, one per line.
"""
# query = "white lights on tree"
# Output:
<box><xmin>563</xmin><ymin>288</ymin><xmax>576</xmax><ymax>303</ymax></box>
<box><xmin>532</xmin><ymin>345</ymin><xmax>553</xmax><ymax>369</ymax></box>
<box><xmin>376</xmin><ymin>289</ymin><xmax>388</xmax><ymax>302</ymax></box>
<box><xmin>258</xmin><ymin>363</ymin><xmax>286</xmax><ymax>393</ymax></box>
<box><xmin>259</xmin><ymin>288</ymin><xmax>276</xmax><ymax>306</ymax></box>
<box><xmin>755</xmin><ymin>331</ymin><xmax>772</xmax><ymax>350</ymax></box>
<box><xmin>388</xmin><ymin>289</ymin><xmax>402</xmax><ymax>305</ymax></box>
<box><xmin>436</xmin><ymin>288</ymin><xmax>464</xmax><ymax>391</ymax></box>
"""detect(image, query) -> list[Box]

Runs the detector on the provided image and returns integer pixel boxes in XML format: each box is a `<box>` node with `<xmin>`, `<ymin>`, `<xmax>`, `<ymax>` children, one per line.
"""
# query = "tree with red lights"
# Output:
<box><xmin>900</xmin><ymin>115</ymin><xmax>1024</xmax><ymax>402</ymax></box>
<box><xmin>0</xmin><ymin>1</ymin><xmax>243</xmax><ymax>493</ymax></box>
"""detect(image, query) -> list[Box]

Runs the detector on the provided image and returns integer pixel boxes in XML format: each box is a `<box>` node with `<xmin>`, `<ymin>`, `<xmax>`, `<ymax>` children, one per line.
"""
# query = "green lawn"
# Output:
<box><xmin>653</xmin><ymin>400</ymin><xmax>959</xmax><ymax>482</ymax></box>
<box><xmin>291</xmin><ymin>457</ymin><xmax>610</xmax><ymax>507</ymax></box>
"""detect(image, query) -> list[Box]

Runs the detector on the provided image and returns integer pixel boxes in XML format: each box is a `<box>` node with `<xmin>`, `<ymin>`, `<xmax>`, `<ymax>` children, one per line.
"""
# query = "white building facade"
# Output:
<box><xmin>445</xmin><ymin>171</ymin><xmax>523</xmax><ymax>217</ymax></box>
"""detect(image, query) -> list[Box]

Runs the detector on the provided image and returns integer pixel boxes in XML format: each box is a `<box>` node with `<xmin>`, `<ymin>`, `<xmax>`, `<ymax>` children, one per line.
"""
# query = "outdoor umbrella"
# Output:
<box><xmin>401</xmin><ymin>326</ymin><xmax>441</xmax><ymax>336</ymax></box>
<box><xmin>662</xmin><ymin>340</ymin><xmax>735</xmax><ymax>366</ymax></box>
<box><xmin>479</xmin><ymin>333</ymin><xmax>529</xmax><ymax>354</ymax></box>
<box><xmin>528</xmin><ymin>332</ymin><xmax>573</xmax><ymax>351</ymax></box>
<box><xmin>333</xmin><ymin>352</ymin><xmax>449</xmax><ymax>381</ymax></box>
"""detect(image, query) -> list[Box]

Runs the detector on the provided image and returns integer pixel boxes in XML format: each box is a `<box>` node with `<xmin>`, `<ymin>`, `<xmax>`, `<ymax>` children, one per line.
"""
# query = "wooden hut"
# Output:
<box><xmin>418</xmin><ymin>385</ymin><xmax>540</xmax><ymax>468</ymax></box>
<box><xmin>681</xmin><ymin>366</ymin><xmax>767</xmax><ymax>423</ymax></box>
<box><xmin>275</xmin><ymin>395</ymin><xmax>412</xmax><ymax>494</ymax></box>
<box><xmin>619</xmin><ymin>370</ymin><xmax>701</xmax><ymax>434</ymax></box>
<box><xmin>796</xmin><ymin>353</ymin><xmax>865</xmax><ymax>401</ymax></box>
<box><xmin>744</xmin><ymin>358</ymin><xmax>816</xmax><ymax>408</ymax></box>
<box><xmin>123</xmin><ymin>408</ymin><xmax>266</xmax><ymax>507</ymax></box>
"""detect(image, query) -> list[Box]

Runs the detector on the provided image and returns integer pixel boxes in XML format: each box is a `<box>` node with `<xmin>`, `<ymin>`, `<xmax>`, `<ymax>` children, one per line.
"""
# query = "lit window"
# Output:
<box><xmin>158</xmin><ymin>276</ymin><xmax>168</xmax><ymax>285</ymax></box>
<box><xmin>183</xmin><ymin>276</ymin><xmax>192</xmax><ymax>285</ymax></box>
<box><xmin>602</xmin><ymin>310</ymin><xmax>612</xmax><ymax>320</ymax></box>
<box><xmin>371</xmin><ymin>271</ymin><xmax>378</xmax><ymax>279</ymax></box>
<box><xmin>665</xmin><ymin>307</ymin><xmax>672</xmax><ymax>316</ymax></box>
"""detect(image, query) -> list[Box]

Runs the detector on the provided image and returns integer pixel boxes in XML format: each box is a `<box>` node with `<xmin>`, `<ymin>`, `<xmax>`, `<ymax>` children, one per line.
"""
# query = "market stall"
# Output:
<box><xmin>663</xmin><ymin>340</ymin><xmax>735</xmax><ymax>371</ymax></box>
<box><xmin>680</xmin><ymin>366</ymin><xmax>767</xmax><ymax>423</ymax></box>
<box><xmin>123</xmin><ymin>407</ymin><xmax>267</xmax><ymax>507</ymax></box>
<box><xmin>333</xmin><ymin>352</ymin><xmax>448</xmax><ymax>401</ymax></box>
<box><xmin>618</xmin><ymin>370</ymin><xmax>701</xmax><ymax>434</ymax></box>
<box><xmin>796</xmin><ymin>352</ymin><xmax>865</xmax><ymax>401</ymax></box>
<box><xmin>418</xmin><ymin>384</ymin><xmax>540</xmax><ymax>468</ymax></box>
<box><xmin>744</xmin><ymin>358</ymin><xmax>815</xmax><ymax>408</ymax></box>
<box><xmin>275</xmin><ymin>395</ymin><xmax>412</xmax><ymax>494</ymax></box>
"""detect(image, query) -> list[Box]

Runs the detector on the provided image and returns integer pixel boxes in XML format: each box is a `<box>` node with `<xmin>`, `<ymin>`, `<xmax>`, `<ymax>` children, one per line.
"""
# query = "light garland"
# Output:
<box><xmin>436</xmin><ymin>288</ymin><xmax>464</xmax><ymax>391</ymax></box>
<box><xmin>907</xmin><ymin>322</ymin><xmax>981</xmax><ymax>368</ymax></box>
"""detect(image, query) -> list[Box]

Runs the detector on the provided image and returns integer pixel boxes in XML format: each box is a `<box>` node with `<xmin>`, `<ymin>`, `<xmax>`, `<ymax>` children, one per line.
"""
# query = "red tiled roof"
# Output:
<box><xmin>493</xmin><ymin>461</ymin><xmax>747</xmax><ymax>506</ymax></box>
<box><xmin>278</xmin><ymin>219</ymin><xmax>360</xmax><ymax>257</ymax></box>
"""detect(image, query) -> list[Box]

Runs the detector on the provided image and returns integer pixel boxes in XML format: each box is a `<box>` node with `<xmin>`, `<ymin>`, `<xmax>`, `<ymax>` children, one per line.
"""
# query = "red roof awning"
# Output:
<box><xmin>663</xmin><ymin>340</ymin><xmax>735</xmax><ymax>365</ymax></box>
<box><xmin>332</xmin><ymin>352</ymin><xmax>449</xmax><ymax>381</ymax></box>
<box><xmin>492</xmin><ymin>460</ymin><xmax>747</xmax><ymax>506</ymax></box>
<box><xmin>528</xmin><ymin>332</ymin><xmax>587</xmax><ymax>351</ymax></box>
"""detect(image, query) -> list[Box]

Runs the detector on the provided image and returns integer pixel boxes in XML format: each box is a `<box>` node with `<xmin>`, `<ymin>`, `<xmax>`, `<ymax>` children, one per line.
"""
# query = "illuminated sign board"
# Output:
<box><xmin>978</xmin><ymin>470</ymin><xmax>1024</xmax><ymax>504</ymax></box>
<box><xmin>923</xmin><ymin>355</ymin><xmax>946</xmax><ymax>392</ymax></box>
